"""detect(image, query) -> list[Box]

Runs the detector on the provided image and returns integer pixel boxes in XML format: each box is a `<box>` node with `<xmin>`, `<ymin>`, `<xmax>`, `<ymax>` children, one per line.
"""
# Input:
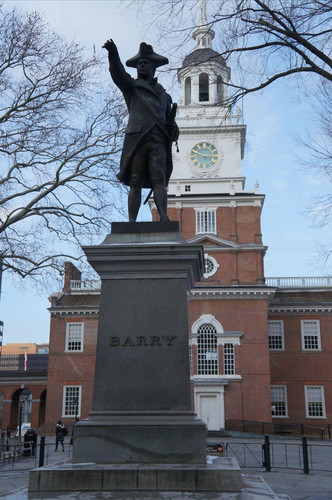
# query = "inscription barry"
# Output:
<box><xmin>110</xmin><ymin>335</ymin><xmax>177</xmax><ymax>347</ymax></box>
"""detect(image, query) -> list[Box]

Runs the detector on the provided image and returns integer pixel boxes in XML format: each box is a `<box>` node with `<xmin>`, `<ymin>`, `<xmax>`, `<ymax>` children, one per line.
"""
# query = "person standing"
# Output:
<box><xmin>55</xmin><ymin>420</ymin><xmax>65</xmax><ymax>451</ymax></box>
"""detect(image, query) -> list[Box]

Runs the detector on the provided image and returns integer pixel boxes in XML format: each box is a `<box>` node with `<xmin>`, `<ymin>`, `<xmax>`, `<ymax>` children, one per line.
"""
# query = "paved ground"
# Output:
<box><xmin>0</xmin><ymin>436</ymin><xmax>331</xmax><ymax>499</ymax></box>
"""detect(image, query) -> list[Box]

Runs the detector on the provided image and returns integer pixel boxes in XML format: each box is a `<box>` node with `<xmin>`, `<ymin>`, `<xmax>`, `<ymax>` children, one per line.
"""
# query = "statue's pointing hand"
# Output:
<box><xmin>103</xmin><ymin>39</ymin><xmax>118</xmax><ymax>57</ymax></box>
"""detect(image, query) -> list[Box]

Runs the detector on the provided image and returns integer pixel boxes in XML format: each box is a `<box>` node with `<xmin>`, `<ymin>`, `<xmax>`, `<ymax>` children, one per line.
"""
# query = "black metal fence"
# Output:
<box><xmin>0</xmin><ymin>436</ymin><xmax>72</xmax><ymax>471</ymax></box>
<box><xmin>224</xmin><ymin>435</ymin><xmax>332</xmax><ymax>474</ymax></box>
<box><xmin>225</xmin><ymin>418</ymin><xmax>327</xmax><ymax>439</ymax></box>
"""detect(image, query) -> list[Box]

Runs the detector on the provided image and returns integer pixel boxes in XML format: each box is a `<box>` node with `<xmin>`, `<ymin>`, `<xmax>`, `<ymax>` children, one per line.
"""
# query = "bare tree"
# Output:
<box><xmin>137</xmin><ymin>0</ymin><xmax>332</xmax><ymax>104</ymax></box>
<box><xmin>0</xmin><ymin>6</ymin><xmax>127</xmax><ymax>283</ymax></box>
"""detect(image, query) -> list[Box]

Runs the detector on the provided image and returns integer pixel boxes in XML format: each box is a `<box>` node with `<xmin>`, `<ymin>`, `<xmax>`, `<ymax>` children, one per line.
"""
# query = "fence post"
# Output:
<box><xmin>328</xmin><ymin>424</ymin><xmax>331</xmax><ymax>439</ymax></box>
<box><xmin>302</xmin><ymin>435</ymin><xmax>309</xmax><ymax>474</ymax></box>
<box><xmin>39</xmin><ymin>436</ymin><xmax>45</xmax><ymax>468</ymax></box>
<box><xmin>263</xmin><ymin>434</ymin><xmax>271</xmax><ymax>472</ymax></box>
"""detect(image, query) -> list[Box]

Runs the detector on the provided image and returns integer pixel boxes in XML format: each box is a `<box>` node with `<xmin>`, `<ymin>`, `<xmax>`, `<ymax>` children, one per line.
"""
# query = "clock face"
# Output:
<box><xmin>191</xmin><ymin>142</ymin><xmax>218</xmax><ymax>170</ymax></box>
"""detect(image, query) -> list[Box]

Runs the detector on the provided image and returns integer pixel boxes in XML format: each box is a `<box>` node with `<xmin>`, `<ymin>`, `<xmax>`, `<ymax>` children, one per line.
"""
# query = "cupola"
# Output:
<box><xmin>178</xmin><ymin>0</ymin><xmax>231</xmax><ymax>107</ymax></box>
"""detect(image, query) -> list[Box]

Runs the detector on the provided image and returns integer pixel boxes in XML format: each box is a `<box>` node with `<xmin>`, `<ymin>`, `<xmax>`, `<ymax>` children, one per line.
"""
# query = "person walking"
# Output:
<box><xmin>55</xmin><ymin>420</ymin><xmax>65</xmax><ymax>451</ymax></box>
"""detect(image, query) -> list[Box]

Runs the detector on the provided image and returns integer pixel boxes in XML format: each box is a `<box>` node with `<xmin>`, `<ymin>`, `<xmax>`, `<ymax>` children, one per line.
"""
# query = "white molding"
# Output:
<box><xmin>191</xmin><ymin>287</ymin><xmax>276</xmax><ymax>300</ymax></box>
<box><xmin>167</xmin><ymin>194</ymin><xmax>264</xmax><ymax>208</ymax></box>
<box><xmin>269</xmin><ymin>306</ymin><xmax>332</xmax><ymax>313</ymax></box>
<box><xmin>191</xmin><ymin>314</ymin><xmax>223</xmax><ymax>334</ymax></box>
<box><xmin>188</xmin><ymin>234</ymin><xmax>238</xmax><ymax>248</ymax></box>
<box><xmin>50</xmin><ymin>309</ymin><xmax>99</xmax><ymax>316</ymax></box>
<box><xmin>203</xmin><ymin>253</ymin><xmax>220</xmax><ymax>279</ymax></box>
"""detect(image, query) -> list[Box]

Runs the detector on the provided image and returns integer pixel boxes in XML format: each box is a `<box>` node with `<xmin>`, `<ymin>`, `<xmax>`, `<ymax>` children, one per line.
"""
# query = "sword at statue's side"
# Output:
<box><xmin>144</xmin><ymin>103</ymin><xmax>179</xmax><ymax>206</ymax></box>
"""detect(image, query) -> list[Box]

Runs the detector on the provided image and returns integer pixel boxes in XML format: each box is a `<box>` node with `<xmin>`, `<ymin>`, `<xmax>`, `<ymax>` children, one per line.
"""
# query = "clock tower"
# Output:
<box><xmin>151</xmin><ymin>0</ymin><xmax>273</xmax><ymax>430</ymax></box>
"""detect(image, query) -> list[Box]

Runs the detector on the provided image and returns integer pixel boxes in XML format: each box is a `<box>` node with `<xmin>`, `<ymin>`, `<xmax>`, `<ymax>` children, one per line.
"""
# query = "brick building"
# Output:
<box><xmin>42</xmin><ymin>8</ymin><xmax>332</xmax><ymax>434</ymax></box>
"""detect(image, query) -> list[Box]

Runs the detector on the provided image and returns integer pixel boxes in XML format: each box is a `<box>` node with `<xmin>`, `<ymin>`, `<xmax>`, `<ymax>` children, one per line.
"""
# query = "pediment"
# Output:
<box><xmin>187</xmin><ymin>234</ymin><xmax>239</xmax><ymax>248</ymax></box>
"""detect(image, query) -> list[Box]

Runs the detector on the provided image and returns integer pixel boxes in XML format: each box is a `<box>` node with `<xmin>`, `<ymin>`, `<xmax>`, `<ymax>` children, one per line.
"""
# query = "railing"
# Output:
<box><xmin>0</xmin><ymin>437</ymin><xmax>72</xmax><ymax>471</ymax></box>
<box><xmin>225</xmin><ymin>419</ymin><xmax>326</xmax><ymax>439</ymax></box>
<box><xmin>224</xmin><ymin>435</ymin><xmax>332</xmax><ymax>474</ymax></box>
<box><xmin>69</xmin><ymin>277</ymin><xmax>332</xmax><ymax>291</ymax></box>
<box><xmin>70</xmin><ymin>280</ymin><xmax>101</xmax><ymax>291</ymax></box>
<box><xmin>266</xmin><ymin>277</ymin><xmax>332</xmax><ymax>288</ymax></box>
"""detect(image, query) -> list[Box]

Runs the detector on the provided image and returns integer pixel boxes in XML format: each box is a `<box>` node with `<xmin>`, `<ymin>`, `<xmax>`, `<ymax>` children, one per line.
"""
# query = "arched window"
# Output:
<box><xmin>199</xmin><ymin>73</ymin><xmax>209</xmax><ymax>102</ymax></box>
<box><xmin>197</xmin><ymin>323</ymin><xmax>218</xmax><ymax>375</ymax></box>
<box><xmin>185</xmin><ymin>77</ymin><xmax>191</xmax><ymax>105</ymax></box>
<box><xmin>217</xmin><ymin>76</ymin><xmax>223</xmax><ymax>103</ymax></box>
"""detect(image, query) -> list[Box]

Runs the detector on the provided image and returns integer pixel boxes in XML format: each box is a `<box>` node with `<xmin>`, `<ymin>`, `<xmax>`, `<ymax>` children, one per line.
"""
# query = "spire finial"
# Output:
<box><xmin>200</xmin><ymin>0</ymin><xmax>207</xmax><ymax>25</ymax></box>
<box><xmin>193</xmin><ymin>0</ymin><xmax>215</xmax><ymax>49</ymax></box>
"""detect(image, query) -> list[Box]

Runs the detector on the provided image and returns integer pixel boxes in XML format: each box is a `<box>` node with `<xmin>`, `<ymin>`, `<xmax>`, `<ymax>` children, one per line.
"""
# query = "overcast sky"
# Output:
<box><xmin>1</xmin><ymin>0</ymin><xmax>331</xmax><ymax>346</ymax></box>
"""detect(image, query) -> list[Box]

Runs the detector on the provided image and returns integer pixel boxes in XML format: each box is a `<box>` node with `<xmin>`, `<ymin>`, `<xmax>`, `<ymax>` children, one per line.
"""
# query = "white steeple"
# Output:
<box><xmin>166</xmin><ymin>0</ymin><xmax>249</xmax><ymax>198</ymax></box>
<box><xmin>192</xmin><ymin>0</ymin><xmax>215</xmax><ymax>49</ymax></box>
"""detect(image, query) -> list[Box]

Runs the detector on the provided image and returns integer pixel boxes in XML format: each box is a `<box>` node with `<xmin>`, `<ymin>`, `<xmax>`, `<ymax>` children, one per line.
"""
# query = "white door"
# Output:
<box><xmin>200</xmin><ymin>395</ymin><xmax>219</xmax><ymax>430</ymax></box>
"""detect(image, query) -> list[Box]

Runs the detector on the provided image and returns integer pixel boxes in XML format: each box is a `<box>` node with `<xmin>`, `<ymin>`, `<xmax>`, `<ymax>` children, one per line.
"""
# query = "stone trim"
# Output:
<box><xmin>269</xmin><ymin>306</ymin><xmax>332</xmax><ymax>313</ymax></box>
<box><xmin>50</xmin><ymin>309</ymin><xmax>99</xmax><ymax>317</ymax></box>
<box><xmin>191</xmin><ymin>287</ymin><xmax>276</xmax><ymax>299</ymax></box>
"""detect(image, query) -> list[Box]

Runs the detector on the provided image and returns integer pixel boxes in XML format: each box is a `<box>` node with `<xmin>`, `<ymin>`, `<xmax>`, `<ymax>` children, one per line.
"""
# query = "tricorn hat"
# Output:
<box><xmin>126</xmin><ymin>42</ymin><xmax>169</xmax><ymax>68</ymax></box>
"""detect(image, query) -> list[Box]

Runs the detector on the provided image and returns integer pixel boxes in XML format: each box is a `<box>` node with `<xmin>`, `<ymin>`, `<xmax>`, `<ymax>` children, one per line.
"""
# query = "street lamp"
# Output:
<box><xmin>19</xmin><ymin>387</ymin><xmax>30</xmax><ymax>438</ymax></box>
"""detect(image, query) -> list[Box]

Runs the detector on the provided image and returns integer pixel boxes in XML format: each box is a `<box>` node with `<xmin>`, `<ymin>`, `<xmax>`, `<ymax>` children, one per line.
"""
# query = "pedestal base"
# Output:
<box><xmin>28</xmin><ymin>457</ymin><xmax>242</xmax><ymax>498</ymax></box>
<box><xmin>72</xmin><ymin>413</ymin><xmax>207</xmax><ymax>464</ymax></box>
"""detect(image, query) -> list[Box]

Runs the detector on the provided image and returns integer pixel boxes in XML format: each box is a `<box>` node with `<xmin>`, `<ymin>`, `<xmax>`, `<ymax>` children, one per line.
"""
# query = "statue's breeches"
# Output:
<box><xmin>129</xmin><ymin>138</ymin><xmax>167</xmax><ymax>188</ymax></box>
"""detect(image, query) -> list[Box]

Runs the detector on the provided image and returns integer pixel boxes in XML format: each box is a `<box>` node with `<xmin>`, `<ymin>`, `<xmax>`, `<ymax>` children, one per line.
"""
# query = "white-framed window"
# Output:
<box><xmin>268</xmin><ymin>320</ymin><xmax>284</xmax><ymax>350</ymax></box>
<box><xmin>197</xmin><ymin>324</ymin><xmax>218</xmax><ymax>375</ymax></box>
<box><xmin>271</xmin><ymin>385</ymin><xmax>288</xmax><ymax>417</ymax></box>
<box><xmin>203</xmin><ymin>253</ymin><xmax>219</xmax><ymax>279</ymax></box>
<box><xmin>196</xmin><ymin>210</ymin><xmax>216</xmax><ymax>234</ymax></box>
<box><xmin>185</xmin><ymin>185</ymin><xmax>191</xmax><ymax>192</ymax></box>
<box><xmin>191</xmin><ymin>315</ymin><xmax>242</xmax><ymax>379</ymax></box>
<box><xmin>301</xmin><ymin>320</ymin><xmax>321</xmax><ymax>350</ymax></box>
<box><xmin>62</xmin><ymin>385</ymin><xmax>81</xmax><ymax>418</ymax></box>
<box><xmin>223</xmin><ymin>344</ymin><xmax>234</xmax><ymax>375</ymax></box>
<box><xmin>65</xmin><ymin>322</ymin><xmax>84</xmax><ymax>352</ymax></box>
<box><xmin>305</xmin><ymin>386</ymin><xmax>326</xmax><ymax>418</ymax></box>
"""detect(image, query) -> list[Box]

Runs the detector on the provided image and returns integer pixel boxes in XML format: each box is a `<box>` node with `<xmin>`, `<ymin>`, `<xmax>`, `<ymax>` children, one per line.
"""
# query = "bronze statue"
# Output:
<box><xmin>103</xmin><ymin>40</ymin><xmax>178</xmax><ymax>222</ymax></box>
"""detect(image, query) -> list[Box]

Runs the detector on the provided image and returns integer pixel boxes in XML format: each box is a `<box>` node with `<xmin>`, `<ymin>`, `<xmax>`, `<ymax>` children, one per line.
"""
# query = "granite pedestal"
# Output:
<box><xmin>73</xmin><ymin>222</ymin><xmax>207</xmax><ymax>464</ymax></box>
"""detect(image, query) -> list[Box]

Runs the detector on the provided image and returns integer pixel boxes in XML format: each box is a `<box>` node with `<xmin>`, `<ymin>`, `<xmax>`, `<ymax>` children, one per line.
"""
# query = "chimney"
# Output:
<box><xmin>63</xmin><ymin>262</ymin><xmax>82</xmax><ymax>293</ymax></box>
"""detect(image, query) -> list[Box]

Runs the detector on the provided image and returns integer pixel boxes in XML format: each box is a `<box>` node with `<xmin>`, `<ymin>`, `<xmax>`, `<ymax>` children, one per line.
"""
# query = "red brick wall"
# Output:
<box><xmin>166</xmin><ymin>205</ymin><xmax>262</xmax><ymax>244</ymax></box>
<box><xmin>270</xmin><ymin>314</ymin><xmax>332</xmax><ymax>424</ymax></box>
<box><xmin>44</xmin><ymin>315</ymin><xmax>98</xmax><ymax>433</ymax></box>
<box><xmin>165</xmin><ymin>205</ymin><xmax>265</xmax><ymax>286</ymax></box>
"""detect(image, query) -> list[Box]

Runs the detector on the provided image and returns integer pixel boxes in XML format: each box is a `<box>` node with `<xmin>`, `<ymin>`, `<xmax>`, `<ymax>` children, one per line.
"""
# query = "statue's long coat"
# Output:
<box><xmin>109</xmin><ymin>52</ymin><xmax>174</xmax><ymax>188</ymax></box>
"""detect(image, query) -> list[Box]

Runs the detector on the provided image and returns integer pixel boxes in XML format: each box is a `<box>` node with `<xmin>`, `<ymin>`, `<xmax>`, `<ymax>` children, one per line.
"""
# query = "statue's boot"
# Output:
<box><xmin>154</xmin><ymin>184</ymin><xmax>170</xmax><ymax>222</ymax></box>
